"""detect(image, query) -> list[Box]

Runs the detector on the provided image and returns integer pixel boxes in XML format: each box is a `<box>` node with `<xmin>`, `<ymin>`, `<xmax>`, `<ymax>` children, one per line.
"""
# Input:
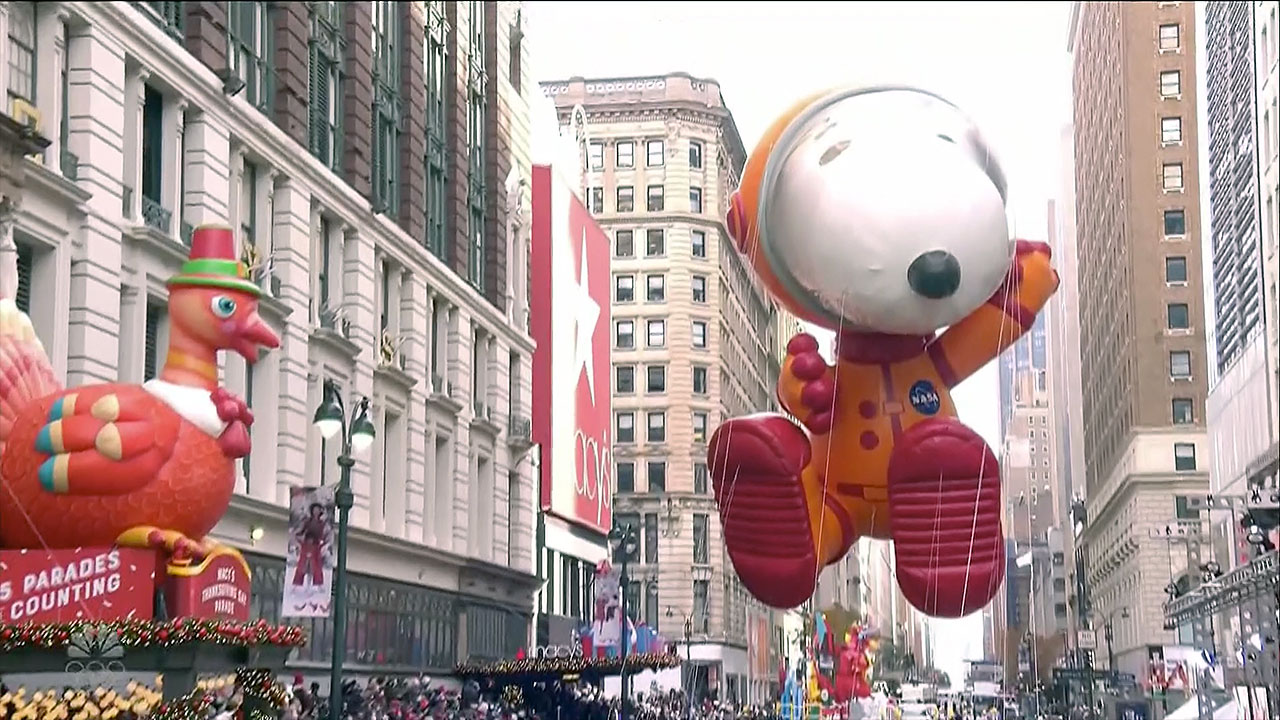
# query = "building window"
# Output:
<box><xmin>1170</xmin><ymin>350</ymin><xmax>1192</xmax><ymax>378</ymax></box>
<box><xmin>1173</xmin><ymin>442</ymin><xmax>1196</xmax><ymax>471</ymax></box>
<box><xmin>1165</xmin><ymin>256</ymin><xmax>1188</xmax><ymax>283</ymax></box>
<box><xmin>692</xmin><ymin>320</ymin><xmax>707</xmax><ymax>348</ymax></box>
<box><xmin>589</xmin><ymin>187</ymin><xmax>603</xmax><ymax>214</ymax></box>
<box><xmin>645</xmin><ymin>185</ymin><xmax>665</xmax><ymax>212</ymax></box>
<box><xmin>463</xmin><ymin>3</ymin><xmax>485</xmax><ymax>287</ymax></box>
<box><xmin>616</xmin><ymin>365</ymin><xmax>635</xmax><ymax>394</ymax></box>
<box><xmin>617</xmin><ymin>186</ymin><xmax>635</xmax><ymax>213</ymax></box>
<box><xmin>616</xmin><ymin>141</ymin><xmax>634</xmax><ymax>168</ymax></box>
<box><xmin>646</xmin><ymin>412</ymin><xmax>666</xmax><ymax>443</ymax></box>
<box><xmin>240</xmin><ymin>161</ymin><xmax>259</xmax><ymax>255</ymax></box>
<box><xmin>1158</xmin><ymin>23</ymin><xmax>1180</xmax><ymax>50</ymax></box>
<box><xmin>144</xmin><ymin>298</ymin><xmax>165</xmax><ymax>381</ymax></box>
<box><xmin>693</xmin><ymin>514</ymin><xmax>709</xmax><ymax>563</ymax></box>
<box><xmin>425</xmin><ymin>0</ymin><xmax>449</xmax><ymax>256</ymax></box>
<box><xmin>371</xmin><ymin>1</ymin><xmax>403</xmax><ymax>217</ymax></box>
<box><xmin>143</xmin><ymin>1</ymin><xmax>185</xmax><ymax>38</ymax></box>
<box><xmin>691</xmin><ymin>230</ymin><xmax>707</xmax><ymax>258</ymax></box>
<box><xmin>646</xmin><ymin>274</ymin><xmax>665</xmax><ymax>302</ymax></box>
<box><xmin>692</xmin><ymin>412</ymin><xmax>708</xmax><ymax>443</ymax></box>
<box><xmin>141</xmin><ymin>86</ymin><xmax>165</xmax><ymax>209</ymax></box>
<box><xmin>1164</xmin><ymin>209</ymin><xmax>1186</xmax><ymax>235</ymax></box>
<box><xmin>616</xmin><ymin>461</ymin><xmax>635</xmax><ymax>492</ymax></box>
<box><xmin>693</xmin><ymin>462</ymin><xmax>708</xmax><ymax>493</ymax></box>
<box><xmin>587</xmin><ymin>141</ymin><xmax>604</xmax><ymax>171</ymax></box>
<box><xmin>646</xmin><ymin>319</ymin><xmax>665</xmax><ymax>348</ymax></box>
<box><xmin>647</xmin><ymin>461</ymin><xmax>666</xmax><ymax>493</ymax></box>
<box><xmin>646</xmin><ymin>229</ymin><xmax>665</xmax><ymax>256</ymax></box>
<box><xmin>309</xmin><ymin>1</ymin><xmax>344</xmax><ymax>171</ymax></box>
<box><xmin>7</xmin><ymin>1</ymin><xmax>35</xmax><ymax>104</ymax></box>
<box><xmin>615</xmin><ymin>230</ymin><xmax>634</xmax><ymax>257</ymax></box>
<box><xmin>1167</xmin><ymin>303</ymin><xmax>1190</xmax><ymax>329</ymax></box>
<box><xmin>15</xmin><ymin>243</ymin><xmax>33</xmax><ymax>315</ymax></box>
<box><xmin>692</xmin><ymin>275</ymin><xmax>707</xmax><ymax>303</ymax></box>
<box><xmin>1172</xmin><ymin>398</ymin><xmax>1194</xmax><ymax>425</ymax></box>
<box><xmin>646</xmin><ymin>139</ymin><xmax>664</xmax><ymax>167</ymax></box>
<box><xmin>615</xmin><ymin>320</ymin><xmax>635</xmax><ymax>349</ymax></box>
<box><xmin>228</xmin><ymin>1</ymin><xmax>272</xmax><ymax>110</ymax></box>
<box><xmin>692</xmin><ymin>365</ymin><xmax>708</xmax><ymax>394</ymax></box>
<box><xmin>689</xmin><ymin>141</ymin><xmax>703</xmax><ymax>170</ymax></box>
<box><xmin>1160</xmin><ymin>116</ymin><xmax>1182</xmax><ymax>144</ymax></box>
<box><xmin>615</xmin><ymin>412</ymin><xmax>635</xmax><ymax>443</ymax></box>
<box><xmin>644</xmin><ymin>514</ymin><xmax>658</xmax><ymax>562</ymax></box>
<box><xmin>693</xmin><ymin>580</ymin><xmax>710</xmax><ymax>632</ymax></box>
<box><xmin>1162</xmin><ymin>163</ymin><xmax>1183</xmax><ymax>191</ymax></box>
<box><xmin>615</xmin><ymin>274</ymin><xmax>635</xmax><ymax>303</ymax></box>
<box><xmin>646</xmin><ymin>365</ymin><xmax>666</xmax><ymax>394</ymax></box>
<box><xmin>1160</xmin><ymin>70</ymin><xmax>1181</xmax><ymax>97</ymax></box>
<box><xmin>690</xmin><ymin>187</ymin><xmax>703</xmax><ymax>213</ymax></box>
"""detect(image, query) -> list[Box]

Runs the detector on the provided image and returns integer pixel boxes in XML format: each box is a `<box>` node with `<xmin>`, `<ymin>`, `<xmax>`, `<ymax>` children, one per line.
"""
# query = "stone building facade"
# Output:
<box><xmin>543</xmin><ymin>73</ymin><xmax>781</xmax><ymax>705</ymax></box>
<box><xmin>2</xmin><ymin>0</ymin><xmax>538</xmax><ymax>674</ymax></box>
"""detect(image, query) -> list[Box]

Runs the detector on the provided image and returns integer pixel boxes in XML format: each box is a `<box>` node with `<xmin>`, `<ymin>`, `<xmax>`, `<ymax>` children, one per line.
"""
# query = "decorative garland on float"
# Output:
<box><xmin>455</xmin><ymin>652</ymin><xmax>680</xmax><ymax>677</ymax></box>
<box><xmin>0</xmin><ymin>670</ymin><xmax>289</xmax><ymax>720</ymax></box>
<box><xmin>0</xmin><ymin>618</ymin><xmax>306</xmax><ymax>653</ymax></box>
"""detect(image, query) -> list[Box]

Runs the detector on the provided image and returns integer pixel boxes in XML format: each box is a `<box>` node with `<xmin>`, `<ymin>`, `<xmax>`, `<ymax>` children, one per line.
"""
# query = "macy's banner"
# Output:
<box><xmin>530</xmin><ymin>163</ymin><xmax>613</xmax><ymax>536</ymax></box>
<box><xmin>0</xmin><ymin>546</ymin><xmax>251</xmax><ymax>624</ymax></box>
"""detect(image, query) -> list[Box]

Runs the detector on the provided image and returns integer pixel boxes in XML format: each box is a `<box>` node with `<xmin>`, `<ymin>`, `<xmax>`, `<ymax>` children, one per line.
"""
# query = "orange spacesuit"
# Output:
<box><xmin>707</xmin><ymin>86</ymin><xmax>1058</xmax><ymax>618</ymax></box>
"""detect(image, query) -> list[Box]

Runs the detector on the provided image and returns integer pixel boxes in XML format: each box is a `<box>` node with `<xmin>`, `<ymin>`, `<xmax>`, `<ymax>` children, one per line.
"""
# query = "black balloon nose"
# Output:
<box><xmin>907</xmin><ymin>250</ymin><xmax>962</xmax><ymax>299</ymax></box>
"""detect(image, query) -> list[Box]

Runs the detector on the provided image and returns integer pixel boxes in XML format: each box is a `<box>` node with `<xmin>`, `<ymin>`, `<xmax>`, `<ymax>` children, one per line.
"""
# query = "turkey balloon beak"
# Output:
<box><xmin>233</xmin><ymin>311</ymin><xmax>280</xmax><ymax>362</ymax></box>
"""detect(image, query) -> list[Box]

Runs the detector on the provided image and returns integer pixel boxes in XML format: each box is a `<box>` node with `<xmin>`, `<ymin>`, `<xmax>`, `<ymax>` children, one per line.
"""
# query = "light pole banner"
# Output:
<box><xmin>282</xmin><ymin>485</ymin><xmax>336</xmax><ymax>618</ymax></box>
<box><xmin>591</xmin><ymin>562</ymin><xmax>622</xmax><ymax>649</ymax></box>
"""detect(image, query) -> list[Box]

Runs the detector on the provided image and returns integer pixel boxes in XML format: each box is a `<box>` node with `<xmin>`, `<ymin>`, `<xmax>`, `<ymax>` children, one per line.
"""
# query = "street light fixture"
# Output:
<box><xmin>314</xmin><ymin>380</ymin><xmax>375</xmax><ymax>720</ymax></box>
<box><xmin>607</xmin><ymin>521</ymin><xmax>639</xmax><ymax>720</ymax></box>
<box><xmin>1102</xmin><ymin>606</ymin><xmax>1130</xmax><ymax>680</ymax></box>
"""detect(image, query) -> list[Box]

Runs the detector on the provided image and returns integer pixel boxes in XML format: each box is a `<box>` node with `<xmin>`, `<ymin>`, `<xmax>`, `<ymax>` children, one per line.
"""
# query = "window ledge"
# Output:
<box><xmin>309</xmin><ymin>325</ymin><xmax>360</xmax><ymax>361</ymax></box>
<box><xmin>125</xmin><ymin>224</ymin><xmax>188</xmax><ymax>266</ymax></box>
<box><xmin>1163</xmin><ymin>234</ymin><xmax>1187</xmax><ymax>242</ymax></box>
<box><xmin>24</xmin><ymin>158</ymin><xmax>92</xmax><ymax>208</ymax></box>
<box><xmin>374</xmin><ymin>361</ymin><xmax>418</xmax><ymax>392</ymax></box>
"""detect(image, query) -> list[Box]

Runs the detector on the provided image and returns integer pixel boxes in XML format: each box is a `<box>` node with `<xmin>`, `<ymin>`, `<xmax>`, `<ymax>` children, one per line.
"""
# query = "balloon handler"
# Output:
<box><xmin>708</xmin><ymin>86</ymin><xmax>1058</xmax><ymax>618</ymax></box>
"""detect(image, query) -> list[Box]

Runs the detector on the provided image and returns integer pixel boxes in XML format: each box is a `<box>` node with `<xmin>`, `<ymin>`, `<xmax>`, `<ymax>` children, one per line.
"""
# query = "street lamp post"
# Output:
<box><xmin>1102</xmin><ymin>606</ymin><xmax>1129</xmax><ymax>687</ymax></box>
<box><xmin>314</xmin><ymin>380</ymin><xmax>376</xmax><ymax>720</ymax></box>
<box><xmin>608</xmin><ymin>522</ymin><xmax>639</xmax><ymax>720</ymax></box>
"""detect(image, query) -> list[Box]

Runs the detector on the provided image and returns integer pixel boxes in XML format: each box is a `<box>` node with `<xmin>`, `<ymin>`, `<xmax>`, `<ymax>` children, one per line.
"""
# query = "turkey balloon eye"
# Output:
<box><xmin>211</xmin><ymin>295</ymin><xmax>237</xmax><ymax>318</ymax></box>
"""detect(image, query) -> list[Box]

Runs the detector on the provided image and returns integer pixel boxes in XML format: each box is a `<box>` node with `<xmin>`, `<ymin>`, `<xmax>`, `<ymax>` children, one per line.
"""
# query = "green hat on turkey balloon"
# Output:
<box><xmin>168</xmin><ymin>224</ymin><xmax>262</xmax><ymax>297</ymax></box>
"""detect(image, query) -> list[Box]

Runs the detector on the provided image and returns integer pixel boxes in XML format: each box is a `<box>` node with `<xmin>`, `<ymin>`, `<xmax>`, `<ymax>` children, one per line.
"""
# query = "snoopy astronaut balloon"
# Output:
<box><xmin>710</xmin><ymin>86</ymin><xmax>1059</xmax><ymax>618</ymax></box>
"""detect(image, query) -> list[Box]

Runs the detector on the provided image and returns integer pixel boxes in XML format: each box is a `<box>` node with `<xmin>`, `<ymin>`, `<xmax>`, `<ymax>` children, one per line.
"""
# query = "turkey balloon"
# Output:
<box><xmin>708</xmin><ymin>86</ymin><xmax>1059</xmax><ymax>618</ymax></box>
<box><xmin>0</xmin><ymin>225</ymin><xmax>280</xmax><ymax>565</ymax></box>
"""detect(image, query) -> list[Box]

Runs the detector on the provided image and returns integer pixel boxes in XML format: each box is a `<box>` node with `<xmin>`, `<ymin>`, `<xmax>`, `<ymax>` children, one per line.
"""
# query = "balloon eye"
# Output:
<box><xmin>211</xmin><ymin>295</ymin><xmax>237</xmax><ymax>318</ymax></box>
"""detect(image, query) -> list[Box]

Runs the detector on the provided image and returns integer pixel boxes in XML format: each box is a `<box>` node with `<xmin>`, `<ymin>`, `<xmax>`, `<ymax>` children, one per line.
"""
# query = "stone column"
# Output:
<box><xmin>450</xmin><ymin>311</ymin><xmax>474</xmax><ymax>551</ymax></box>
<box><xmin>424</xmin><ymin>291</ymin><xmax>438</xmax><ymax>386</ymax></box>
<box><xmin>0</xmin><ymin>5</ymin><xmax>11</xmax><ymax>102</ymax></box>
<box><xmin>181</xmin><ymin>111</ymin><xmax>231</xmax><ymax>226</ymax></box>
<box><xmin>122</xmin><ymin>68</ymin><xmax>149</xmax><ymax>221</ymax></box>
<box><xmin>161</xmin><ymin>98</ymin><xmax>187</xmax><ymax>236</ymax></box>
<box><xmin>343</xmin><ymin>227</ymin><xmax>378</xmax><ymax>525</ymax></box>
<box><xmin>402</xmin><ymin>272</ymin><xmax>429</xmax><ymax>541</ymax></box>
<box><xmin>271</xmin><ymin>177</ymin><xmax>315</xmax><ymax>500</ymax></box>
<box><xmin>255</xmin><ymin>169</ymin><xmax>277</xmax><ymax>290</ymax></box>
<box><xmin>64</xmin><ymin>22</ymin><xmax>127</xmax><ymax>386</ymax></box>
<box><xmin>36</xmin><ymin>7</ymin><xmax>70</xmax><ymax>171</ymax></box>
<box><xmin>0</xmin><ymin>198</ymin><xmax>17</xmax><ymax>300</ymax></box>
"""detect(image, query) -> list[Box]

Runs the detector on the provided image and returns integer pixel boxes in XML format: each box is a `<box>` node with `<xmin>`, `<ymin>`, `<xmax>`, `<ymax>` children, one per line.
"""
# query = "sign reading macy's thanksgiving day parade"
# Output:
<box><xmin>0</xmin><ymin>226</ymin><xmax>279</xmax><ymax>626</ymax></box>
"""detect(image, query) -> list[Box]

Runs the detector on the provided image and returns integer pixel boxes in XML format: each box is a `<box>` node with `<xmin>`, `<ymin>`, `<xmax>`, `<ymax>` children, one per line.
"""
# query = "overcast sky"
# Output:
<box><xmin>525</xmin><ymin>0</ymin><xmax>1075</xmax><ymax>686</ymax></box>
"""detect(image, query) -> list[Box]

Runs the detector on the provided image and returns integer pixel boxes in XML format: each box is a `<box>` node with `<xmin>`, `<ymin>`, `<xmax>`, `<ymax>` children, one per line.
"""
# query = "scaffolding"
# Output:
<box><xmin>1156</xmin><ymin>492</ymin><xmax>1279</xmax><ymax>720</ymax></box>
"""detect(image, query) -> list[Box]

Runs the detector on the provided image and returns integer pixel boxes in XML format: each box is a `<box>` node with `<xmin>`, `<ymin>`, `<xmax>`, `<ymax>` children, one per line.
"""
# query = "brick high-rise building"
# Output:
<box><xmin>3</xmin><ymin>0</ymin><xmax>538</xmax><ymax>674</ymax></box>
<box><xmin>1067</xmin><ymin>0</ymin><xmax>1210</xmax><ymax>675</ymax></box>
<box><xmin>543</xmin><ymin>73</ymin><xmax>782</xmax><ymax>705</ymax></box>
